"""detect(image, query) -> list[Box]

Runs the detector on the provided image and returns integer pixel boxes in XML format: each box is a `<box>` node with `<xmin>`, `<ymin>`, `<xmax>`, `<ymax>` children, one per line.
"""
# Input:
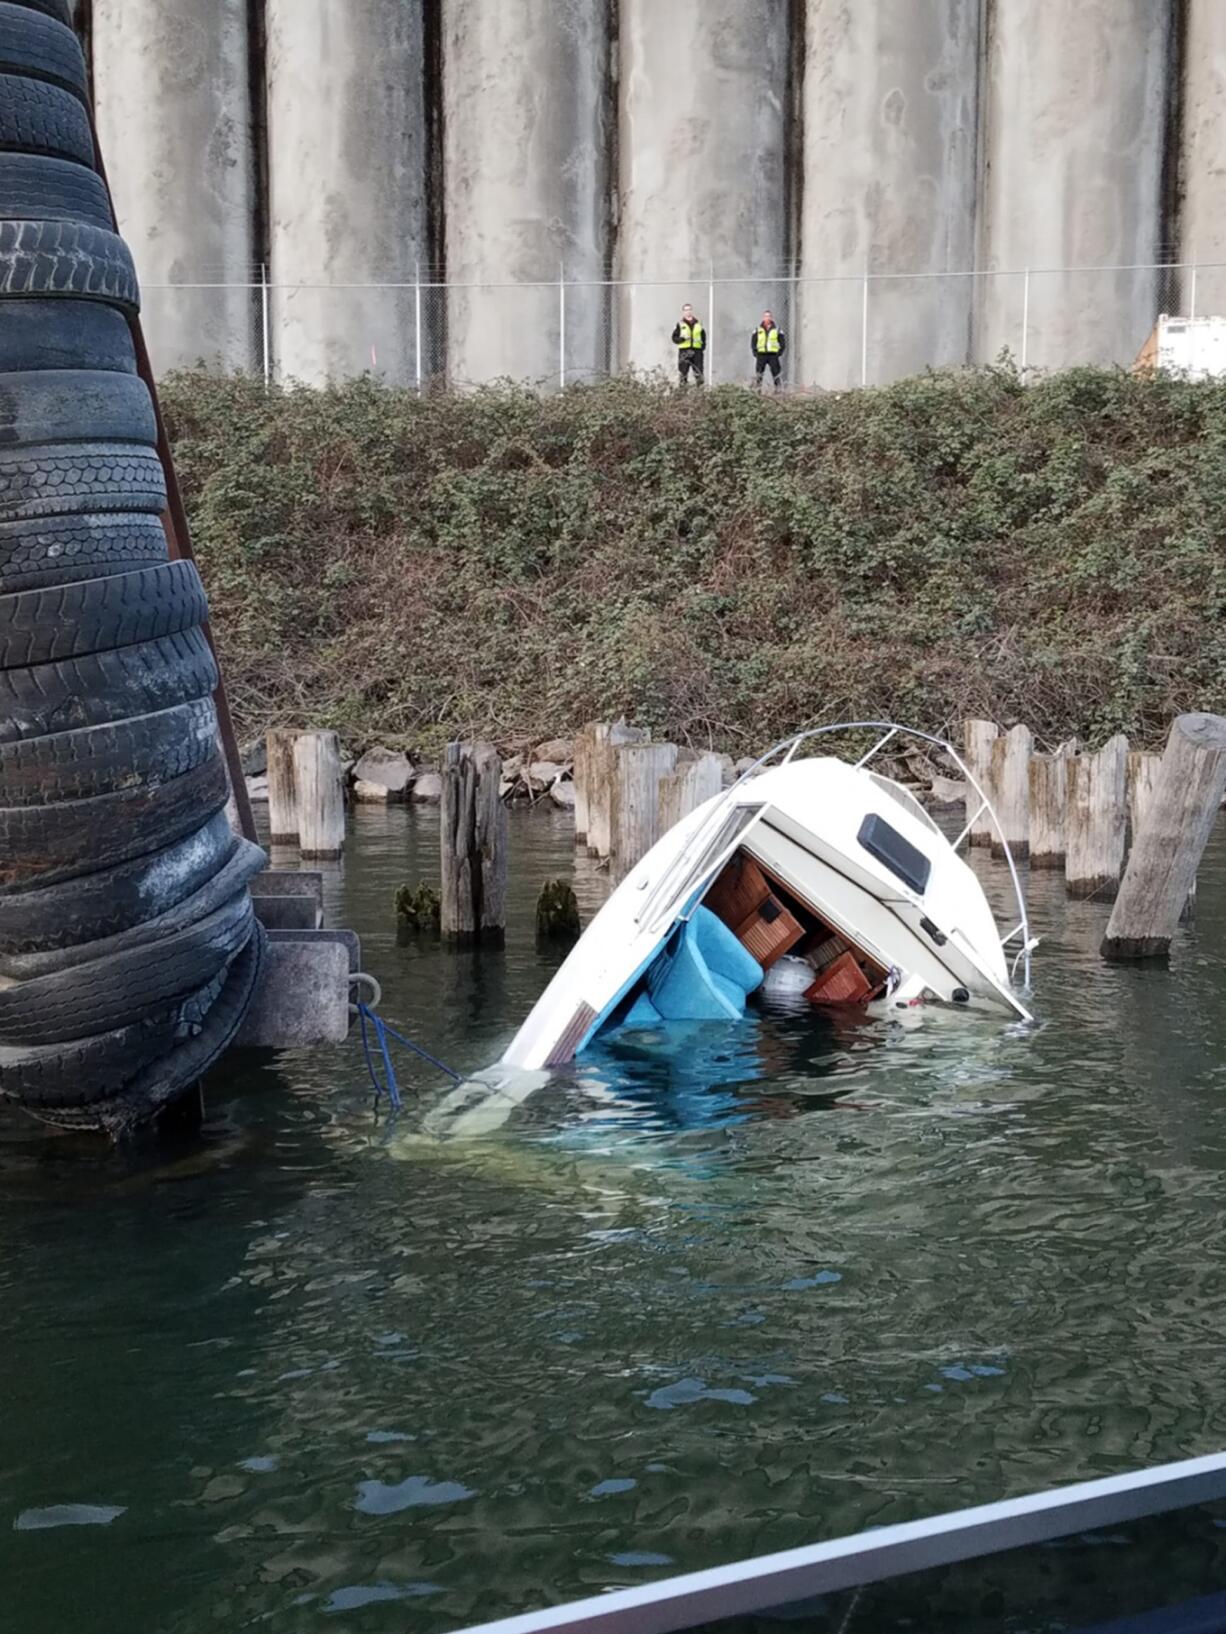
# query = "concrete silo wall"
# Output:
<box><xmin>442</xmin><ymin>0</ymin><xmax>611</xmax><ymax>387</ymax></box>
<box><xmin>975</xmin><ymin>0</ymin><xmax>1171</xmax><ymax>370</ymax></box>
<box><xmin>265</xmin><ymin>0</ymin><xmax>428</xmax><ymax>386</ymax></box>
<box><xmin>92</xmin><ymin>0</ymin><xmax>255</xmax><ymax>374</ymax></box>
<box><xmin>1180</xmin><ymin>1</ymin><xmax>1226</xmax><ymax>319</ymax></box>
<box><xmin>798</xmin><ymin>0</ymin><xmax>980</xmax><ymax>389</ymax></box>
<box><xmin>616</xmin><ymin>0</ymin><xmax>791</xmax><ymax>385</ymax></box>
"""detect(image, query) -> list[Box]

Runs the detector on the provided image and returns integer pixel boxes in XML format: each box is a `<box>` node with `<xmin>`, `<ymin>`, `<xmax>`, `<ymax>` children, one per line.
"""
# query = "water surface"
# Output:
<box><xmin>4</xmin><ymin>805</ymin><xmax>1226</xmax><ymax>1631</ymax></box>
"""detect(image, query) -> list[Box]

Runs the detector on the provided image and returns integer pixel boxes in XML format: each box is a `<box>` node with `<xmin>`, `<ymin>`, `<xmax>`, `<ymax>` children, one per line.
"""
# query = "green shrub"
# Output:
<box><xmin>161</xmin><ymin>365</ymin><xmax>1226</xmax><ymax>755</ymax></box>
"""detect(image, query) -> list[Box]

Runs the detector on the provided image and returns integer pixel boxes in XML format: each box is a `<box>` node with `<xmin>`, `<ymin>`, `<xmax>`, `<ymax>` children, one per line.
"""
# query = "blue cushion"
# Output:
<box><xmin>648</xmin><ymin>907</ymin><xmax>763</xmax><ymax>1022</ymax></box>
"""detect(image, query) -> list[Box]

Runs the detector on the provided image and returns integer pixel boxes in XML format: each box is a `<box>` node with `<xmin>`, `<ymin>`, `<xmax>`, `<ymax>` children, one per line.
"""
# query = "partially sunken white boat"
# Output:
<box><xmin>503</xmin><ymin>725</ymin><xmax>1034</xmax><ymax>1071</ymax></box>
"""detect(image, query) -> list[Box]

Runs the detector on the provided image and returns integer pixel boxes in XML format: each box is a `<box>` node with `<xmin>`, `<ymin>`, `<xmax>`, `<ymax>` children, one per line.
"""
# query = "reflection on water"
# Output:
<box><xmin>3</xmin><ymin>805</ymin><xmax>1226</xmax><ymax>1633</ymax></box>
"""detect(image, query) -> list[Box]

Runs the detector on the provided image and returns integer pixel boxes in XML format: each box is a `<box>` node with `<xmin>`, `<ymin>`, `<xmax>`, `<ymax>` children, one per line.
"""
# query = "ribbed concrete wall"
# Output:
<box><xmin>92</xmin><ymin>0</ymin><xmax>255</xmax><ymax>374</ymax></box>
<box><xmin>265</xmin><ymin>0</ymin><xmax>428</xmax><ymax>387</ymax></box>
<box><xmin>443</xmin><ymin>0</ymin><xmax>610</xmax><ymax>386</ymax></box>
<box><xmin>617</xmin><ymin>0</ymin><xmax>791</xmax><ymax>386</ymax></box>
<box><xmin>798</xmin><ymin>0</ymin><xmax>980</xmax><ymax>389</ymax></box>
<box><xmin>1180</xmin><ymin>1</ymin><xmax>1226</xmax><ymax>319</ymax></box>
<box><xmin>976</xmin><ymin>0</ymin><xmax>1170</xmax><ymax>370</ymax></box>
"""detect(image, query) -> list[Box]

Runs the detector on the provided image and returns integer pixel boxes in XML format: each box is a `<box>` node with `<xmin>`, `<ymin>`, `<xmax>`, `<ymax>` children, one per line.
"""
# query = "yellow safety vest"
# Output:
<box><xmin>677</xmin><ymin>320</ymin><xmax>705</xmax><ymax>350</ymax></box>
<box><xmin>756</xmin><ymin>326</ymin><xmax>781</xmax><ymax>354</ymax></box>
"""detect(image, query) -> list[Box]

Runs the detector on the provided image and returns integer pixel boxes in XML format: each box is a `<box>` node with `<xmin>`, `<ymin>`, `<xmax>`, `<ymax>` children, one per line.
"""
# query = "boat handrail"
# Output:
<box><xmin>635</xmin><ymin>722</ymin><xmax>1035</xmax><ymax>990</ymax></box>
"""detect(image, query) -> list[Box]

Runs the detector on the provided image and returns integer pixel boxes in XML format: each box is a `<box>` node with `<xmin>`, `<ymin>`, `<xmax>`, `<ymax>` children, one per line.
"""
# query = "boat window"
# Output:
<box><xmin>642</xmin><ymin>803</ymin><xmax>766</xmax><ymax>932</ymax></box>
<box><xmin>869</xmin><ymin>771</ymin><xmax>940</xmax><ymax>833</ymax></box>
<box><xmin>858</xmin><ymin>812</ymin><xmax>932</xmax><ymax>896</ymax></box>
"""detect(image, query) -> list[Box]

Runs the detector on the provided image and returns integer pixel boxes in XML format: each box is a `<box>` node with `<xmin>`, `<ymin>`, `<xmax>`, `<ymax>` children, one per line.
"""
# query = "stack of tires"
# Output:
<box><xmin>0</xmin><ymin>0</ymin><xmax>265</xmax><ymax>1132</ymax></box>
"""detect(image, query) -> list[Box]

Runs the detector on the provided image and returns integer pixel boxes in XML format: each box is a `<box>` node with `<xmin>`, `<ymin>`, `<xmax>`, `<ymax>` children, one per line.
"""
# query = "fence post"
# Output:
<box><xmin>708</xmin><ymin>261</ymin><xmax>716</xmax><ymax>385</ymax></box>
<box><xmin>1021</xmin><ymin>267</ymin><xmax>1030</xmax><ymax>369</ymax></box>
<box><xmin>559</xmin><ymin>262</ymin><xmax>566</xmax><ymax>391</ymax></box>
<box><xmin>415</xmin><ymin>258</ymin><xmax>423</xmax><ymax>391</ymax></box>
<box><xmin>860</xmin><ymin>269</ymin><xmax>869</xmax><ymax>387</ymax></box>
<box><xmin>261</xmin><ymin>262</ymin><xmax>271</xmax><ymax>389</ymax></box>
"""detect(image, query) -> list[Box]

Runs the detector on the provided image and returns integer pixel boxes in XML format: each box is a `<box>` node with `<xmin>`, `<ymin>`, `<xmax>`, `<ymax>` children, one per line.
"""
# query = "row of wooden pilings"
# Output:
<box><xmin>964</xmin><ymin>713</ymin><xmax>1226</xmax><ymax>960</ymax></box>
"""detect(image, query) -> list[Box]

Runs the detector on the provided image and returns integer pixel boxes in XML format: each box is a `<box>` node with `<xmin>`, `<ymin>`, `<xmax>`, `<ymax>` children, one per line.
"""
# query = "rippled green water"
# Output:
<box><xmin>4</xmin><ymin>805</ymin><xmax>1226</xmax><ymax>1632</ymax></box>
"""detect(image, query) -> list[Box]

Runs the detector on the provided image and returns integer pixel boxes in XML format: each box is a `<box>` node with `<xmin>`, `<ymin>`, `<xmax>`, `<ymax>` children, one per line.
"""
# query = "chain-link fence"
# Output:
<box><xmin>139</xmin><ymin>261</ymin><xmax>1206</xmax><ymax>391</ymax></box>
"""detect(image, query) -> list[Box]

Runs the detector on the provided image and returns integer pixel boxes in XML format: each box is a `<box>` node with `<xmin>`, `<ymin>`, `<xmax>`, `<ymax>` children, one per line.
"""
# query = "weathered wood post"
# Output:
<box><xmin>612</xmin><ymin>742</ymin><xmax>678</xmax><ymax>881</ymax></box>
<box><xmin>588</xmin><ymin>721</ymin><xmax>647</xmax><ymax>859</ymax></box>
<box><xmin>989</xmin><ymin>724</ymin><xmax>1032</xmax><ymax>859</ymax></box>
<box><xmin>1065</xmin><ymin>734</ymin><xmax>1128</xmax><ymax>899</ymax></box>
<box><xmin>440</xmin><ymin>741</ymin><xmax>507</xmax><ymax>943</ymax></box>
<box><xmin>293</xmin><ymin>729</ymin><xmax>345</xmax><ymax>860</ymax></box>
<box><xmin>963</xmin><ymin>719</ymin><xmax>999</xmax><ymax>846</ymax></box>
<box><xmin>572</xmin><ymin>724</ymin><xmax>596</xmax><ymax>846</ymax></box>
<box><xmin>266</xmin><ymin>727</ymin><xmax>301</xmax><ymax>846</ymax></box>
<box><xmin>658</xmin><ymin>752</ymin><xmax>723</xmax><ymax>833</ymax></box>
<box><xmin>1028</xmin><ymin>742</ymin><xmax>1076</xmax><ymax>869</ymax></box>
<box><xmin>1103</xmin><ymin>713</ymin><xmax>1226</xmax><ymax>959</ymax></box>
<box><xmin>1128</xmin><ymin>748</ymin><xmax>1195</xmax><ymax>919</ymax></box>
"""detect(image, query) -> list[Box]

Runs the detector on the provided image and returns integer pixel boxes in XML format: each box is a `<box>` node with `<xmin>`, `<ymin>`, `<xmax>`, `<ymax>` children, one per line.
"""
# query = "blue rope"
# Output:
<box><xmin>356</xmin><ymin>1001</ymin><xmax>463</xmax><ymax>1113</ymax></box>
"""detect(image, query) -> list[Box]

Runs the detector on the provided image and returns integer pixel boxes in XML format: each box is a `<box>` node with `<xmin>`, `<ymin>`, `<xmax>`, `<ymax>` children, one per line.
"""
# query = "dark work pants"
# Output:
<box><xmin>755</xmin><ymin>355</ymin><xmax>782</xmax><ymax>388</ymax></box>
<box><xmin>678</xmin><ymin>352</ymin><xmax>705</xmax><ymax>386</ymax></box>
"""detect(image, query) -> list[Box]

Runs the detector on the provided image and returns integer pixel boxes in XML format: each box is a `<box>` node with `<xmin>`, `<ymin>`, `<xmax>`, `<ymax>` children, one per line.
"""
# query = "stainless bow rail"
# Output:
<box><xmin>633</xmin><ymin>721</ymin><xmax>1036</xmax><ymax>992</ymax></box>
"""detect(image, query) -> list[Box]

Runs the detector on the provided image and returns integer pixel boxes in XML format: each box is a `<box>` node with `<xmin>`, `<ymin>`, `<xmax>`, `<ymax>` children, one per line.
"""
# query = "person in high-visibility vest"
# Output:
<box><xmin>751</xmin><ymin>310</ymin><xmax>786</xmax><ymax>390</ymax></box>
<box><xmin>671</xmin><ymin>303</ymin><xmax>707</xmax><ymax>387</ymax></box>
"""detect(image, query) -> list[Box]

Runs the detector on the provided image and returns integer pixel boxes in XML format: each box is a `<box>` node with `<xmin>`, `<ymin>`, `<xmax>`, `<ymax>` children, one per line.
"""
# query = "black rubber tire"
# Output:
<box><xmin>0</xmin><ymin>835</ymin><xmax>264</xmax><ymax>979</ymax></box>
<box><xmin>0</xmin><ymin>808</ymin><xmax>235</xmax><ymax>953</ymax></box>
<box><xmin>2</xmin><ymin>2</ymin><xmax>74</xmax><ymax>29</ymax></box>
<box><xmin>0</xmin><ymin>889</ymin><xmax>255</xmax><ymax>1045</ymax></box>
<box><xmin>0</xmin><ymin>154</ymin><xmax>112</xmax><ymax>229</ymax></box>
<box><xmin>0</xmin><ymin>221</ymin><xmax>137</xmax><ymax>312</ymax></box>
<box><xmin>0</xmin><ymin>364</ymin><xmax>153</xmax><ymax>449</ymax></box>
<box><xmin>0</xmin><ymin>1007</ymin><xmax>185</xmax><ymax>1108</ymax></box>
<box><xmin>0</xmin><ymin>748</ymin><xmax>228</xmax><ymax>893</ymax></box>
<box><xmin>0</xmin><ymin>696</ymin><xmax>218</xmax><ymax>806</ymax></box>
<box><xmin>0</xmin><ymin>6</ymin><xmax>87</xmax><ymax>101</ymax></box>
<box><xmin>115</xmin><ymin>921</ymin><xmax>267</xmax><ymax>1128</ymax></box>
<box><xmin>0</xmin><ymin>445</ymin><xmax>163</xmax><ymax>525</ymax></box>
<box><xmin>0</xmin><ymin>72</ymin><xmax>92</xmax><ymax>164</ymax></box>
<box><xmin>0</xmin><ymin>512</ymin><xmax>167</xmax><ymax>592</ymax></box>
<box><xmin>0</xmin><ymin>301</ymin><xmax>135</xmax><ymax>374</ymax></box>
<box><xmin>0</xmin><ymin>560</ymin><xmax>207</xmax><ymax>669</ymax></box>
<box><xmin>0</xmin><ymin>625</ymin><xmax>217</xmax><ymax>744</ymax></box>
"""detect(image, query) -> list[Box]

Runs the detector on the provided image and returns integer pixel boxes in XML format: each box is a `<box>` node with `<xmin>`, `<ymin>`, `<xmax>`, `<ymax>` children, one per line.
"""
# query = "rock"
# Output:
<box><xmin>929</xmin><ymin>775</ymin><xmax>968</xmax><ymax>808</ymax></box>
<box><xmin>525</xmin><ymin>760</ymin><xmax>563</xmax><ymax>792</ymax></box>
<box><xmin>353</xmin><ymin>778</ymin><xmax>395</xmax><ymax>803</ymax></box>
<box><xmin>352</xmin><ymin>746</ymin><xmax>414</xmax><ymax>799</ymax></box>
<box><xmin>533</xmin><ymin>737</ymin><xmax>573</xmax><ymax>765</ymax></box>
<box><xmin>410</xmin><ymin>771</ymin><xmax>443</xmax><ymax>804</ymax></box>
<box><xmin>549</xmin><ymin>779</ymin><xmax>576</xmax><ymax>810</ymax></box>
<box><xmin>245</xmin><ymin>773</ymin><xmax>268</xmax><ymax>803</ymax></box>
<box><xmin>502</xmin><ymin>754</ymin><xmax>524</xmax><ymax>779</ymax></box>
<box><xmin>240</xmin><ymin>738</ymin><xmax>267</xmax><ymax>776</ymax></box>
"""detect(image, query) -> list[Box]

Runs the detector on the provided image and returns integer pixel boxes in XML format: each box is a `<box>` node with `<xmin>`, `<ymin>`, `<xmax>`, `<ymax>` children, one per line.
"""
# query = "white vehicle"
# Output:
<box><xmin>502</xmin><ymin>725</ymin><xmax>1034</xmax><ymax>1073</ymax></box>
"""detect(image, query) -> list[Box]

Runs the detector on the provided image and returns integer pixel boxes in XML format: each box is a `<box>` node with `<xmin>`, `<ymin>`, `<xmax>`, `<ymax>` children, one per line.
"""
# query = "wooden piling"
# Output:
<box><xmin>612</xmin><ymin>742</ymin><xmax>678</xmax><ymax>881</ymax></box>
<box><xmin>572</xmin><ymin>724</ymin><xmax>596</xmax><ymax>845</ymax></box>
<box><xmin>266</xmin><ymin>727</ymin><xmax>301</xmax><ymax>846</ymax></box>
<box><xmin>1065</xmin><ymin>735</ymin><xmax>1128</xmax><ymax>899</ymax></box>
<box><xmin>658</xmin><ymin>752</ymin><xmax>723</xmax><ymax>834</ymax></box>
<box><xmin>293</xmin><ymin>729</ymin><xmax>345</xmax><ymax>860</ymax></box>
<box><xmin>587</xmin><ymin>721</ymin><xmax>648</xmax><ymax>859</ymax></box>
<box><xmin>1103</xmin><ymin>713</ymin><xmax>1226</xmax><ymax>959</ymax></box>
<box><xmin>1028</xmin><ymin>746</ymin><xmax>1071</xmax><ymax>868</ymax></box>
<box><xmin>1128</xmin><ymin>748</ymin><xmax>1195</xmax><ymax>920</ymax></box>
<box><xmin>440</xmin><ymin>741</ymin><xmax>507</xmax><ymax>944</ymax></box>
<box><xmin>963</xmin><ymin>719</ymin><xmax>999</xmax><ymax>846</ymax></box>
<box><xmin>989</xmin><ymin>724</ymin><xmax>1032</xmax><ymax>859</ymax></box>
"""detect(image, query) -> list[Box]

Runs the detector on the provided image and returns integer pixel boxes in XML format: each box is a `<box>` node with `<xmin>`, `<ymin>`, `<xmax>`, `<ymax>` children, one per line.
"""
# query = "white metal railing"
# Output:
<box><xmin>446</xmin><ymin>1449</ymin><xmax>1226</xmax><ymax>1634</ymax></box>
